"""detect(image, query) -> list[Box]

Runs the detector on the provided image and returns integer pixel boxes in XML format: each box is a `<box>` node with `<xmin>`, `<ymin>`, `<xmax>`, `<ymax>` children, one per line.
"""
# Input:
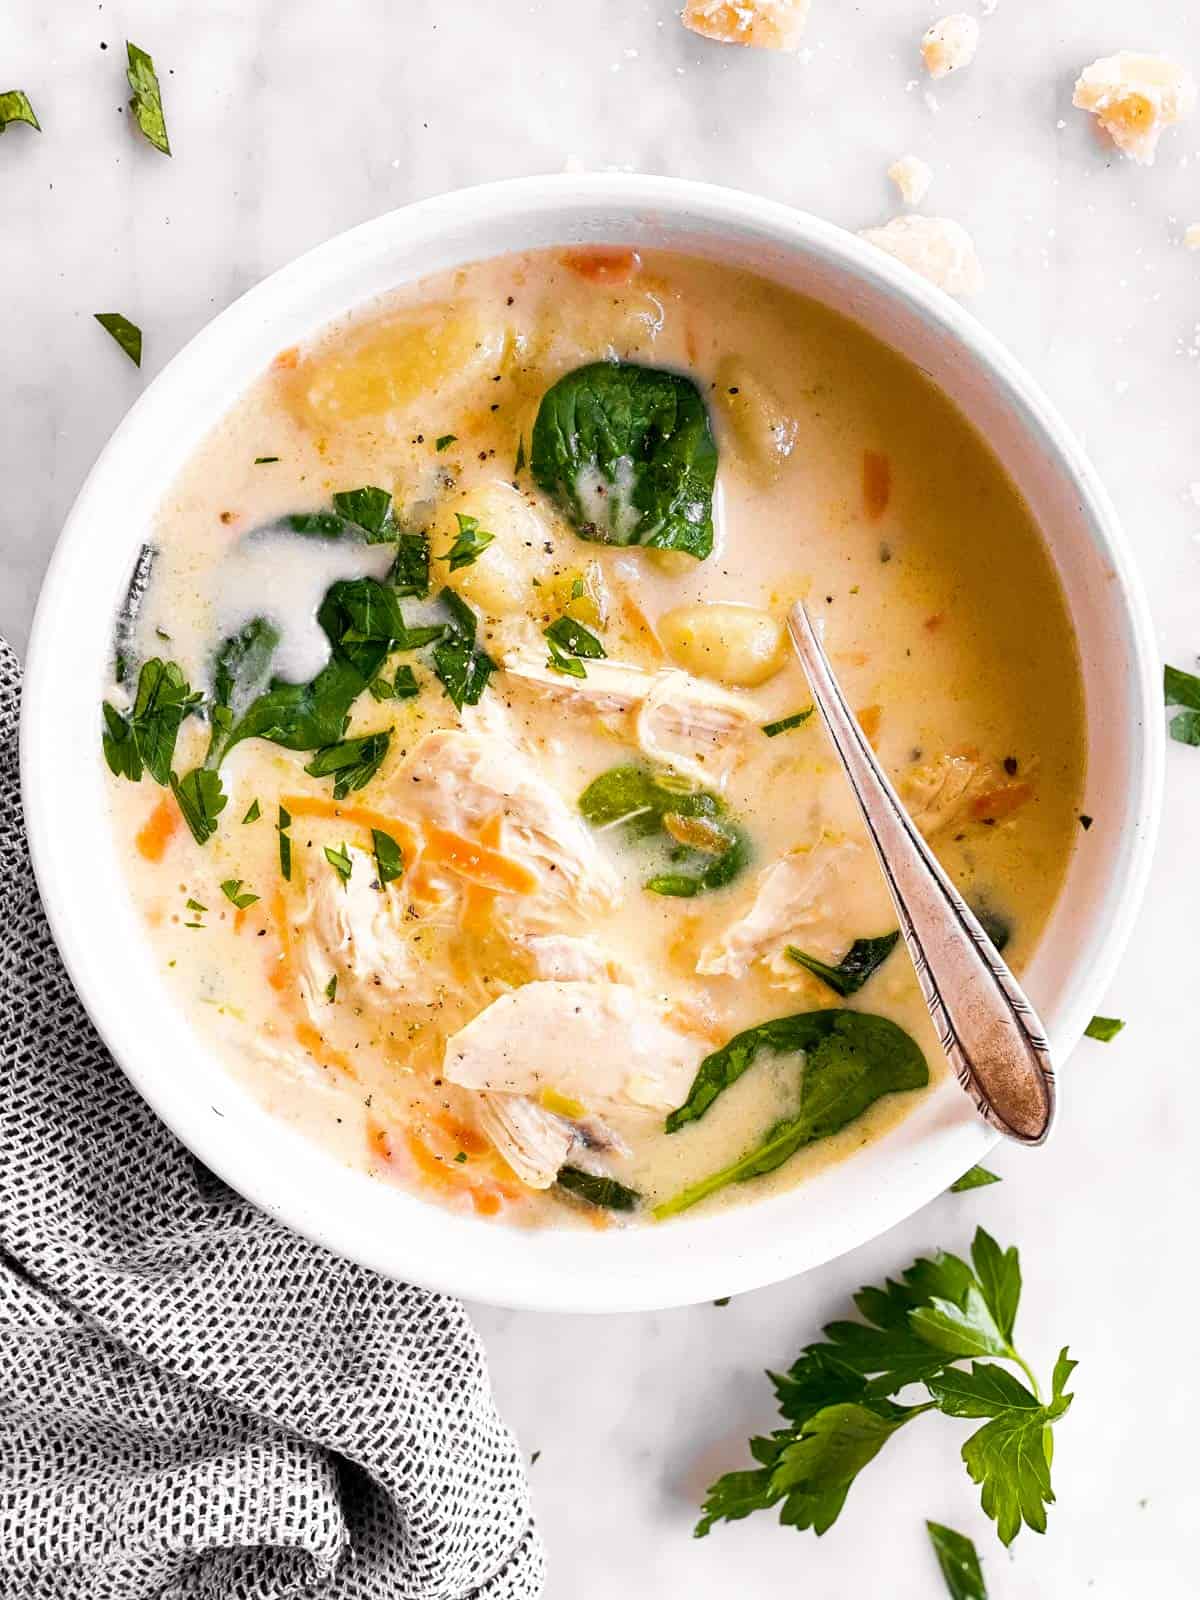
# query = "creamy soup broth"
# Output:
<box><xmin>104</xmin><ymin>248</ymin><xmax>1086</xmax><ymax>1227</ymax></box>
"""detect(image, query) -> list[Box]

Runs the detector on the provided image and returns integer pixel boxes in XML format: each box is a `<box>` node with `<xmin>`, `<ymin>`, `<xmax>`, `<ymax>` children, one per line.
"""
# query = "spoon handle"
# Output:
<box><xmin>786</xmin><ymin>602</ymin><xmax>1056</xmax><ymax>1145</ymax></box>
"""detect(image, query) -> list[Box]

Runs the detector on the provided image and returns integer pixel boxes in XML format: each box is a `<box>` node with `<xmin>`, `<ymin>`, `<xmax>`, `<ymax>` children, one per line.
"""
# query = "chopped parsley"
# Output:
<box><xmin>170</xmin><ymin>768</ymin><xmax>227</xmax><ymax>845</ymax></box>
<box><xmin>277</xmin><ymin>804</ymin><xmax>293</xmax><ymax>881</ymax></box>
<box><xmin>254</xmin><ymin>455</ymin><xmax>279</xmax><ymax>465</ymax></box>
<box><xmin>370</xmin><ymin>828</ymin><xmax>405</xmax><ymax>887</ymax></box>
<box><xmin>0</xmin><ymin>91</ymin><xmax>40</xmax><ymax>133</ymax></box>
<box><xmin>949</xmin><ymin>1165</ymin><xmax>1002</xmax><ymax>1193</ymax></box>
<box><xmin>324</xmin><ymin>842</ymin><xmax>353</xmax><ymax>883</ymax></box>
<box><xmin>390</xmin><ymin>533</ymin><xmax>431</xmax><ymax>597</ymax></box>
<box><xmin>242</xmin><ymin>799</ymin><xmax>261</xmax><ymax>824</ymax></box>
<box><xmin>435</xmin><ymin>433</ymin><xmax>457</xmax><ymax>451</ymax></box>
<box><xmin>102</xmin><ymin>657</ymin><xmax>200</xmax><ymax>784</ymax></box>
<box><xmin>304</xmin><ymin>731</ymin><xmax>390</xmax><ymax>799</ymax></box>
<box><xmin>1164</xmin><ymin>661</ymin><xmax>1200</xmax><ymax>746</ymax></box>
<box><xmin>325</xmin><ymin>975</ymin><xmax>338</xmax><ymax>1002</ymax></box>
<box><xmin>125</xmin><ymin>41</ymin><xmax>170</xmax><ymax>155</ymax></box>
<box><xmin>332</xmin><ymin>485</ymin><xmax>394</xmax><ymax>540</ymax></box>
<box><xmin>220</xmin><ymin>878</ymin><xmax>260</xmax><ymax>910</ymax></box>
<box><xmin>545</xmin><ymin>615</ymin><xmax>605</xmax><ymax>661</ymax></box>
<box><xmin>443</xmin><ymin>512</ymin><xmax>495</xmax><ymax>571</ymax></box>
<box><xmin>1085</xmin><ymin>1015</ymin><xmax>1125</xmax><ymax>1042</ymax></box>
<box><xmin>432</xmin><ymin>588</ymin><xmax>495</xmax><ymax>709</ymax></box>
<box><xmin>95</xmin><ymin>312</ymin><xmax>143</xmax><ymax>368</ymax></box>
<box><xmin>927</xmin><ymin>1521</ymin><xmax>987</xmax><ymax>1600</ymax></box>
<box><xmin>370</xmin><ymin>664</ymin><xmax>421</xmax><ymax>702</ymax></box>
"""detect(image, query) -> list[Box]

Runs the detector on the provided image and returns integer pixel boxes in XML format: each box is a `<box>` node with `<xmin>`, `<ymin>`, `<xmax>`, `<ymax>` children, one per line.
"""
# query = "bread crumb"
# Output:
<box><xmin>1185</xmin><ymin>223</ymin><xmax>1200</xmax><ymax>250</ymax></box>
<box><xmin>888</xmin><ymin>154</ymin><xmax>933</xmax><ymax>205</ymax></box>
<box><xmin>858</xmin><ymin>215</ymin><xmax>983</xmax><ymax>298</ymax></box>
<box><xmin>921</xmin><ymin>14</ymin><xmax>980</xmax><ymax>79</ymax></box>
<box><xmin>1072</xmin><ymin>52</ymin><xmax>1196</xmax><ymax>166</ymax></box>
<box><xmin>682</xmin><ymin>0</ymin><xmax>810</xmax><ymax>50</ymax></box>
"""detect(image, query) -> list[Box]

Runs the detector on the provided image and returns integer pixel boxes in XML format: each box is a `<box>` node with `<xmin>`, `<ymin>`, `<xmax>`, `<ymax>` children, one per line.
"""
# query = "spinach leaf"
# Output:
<box><xmin>126</xmin><ymin>41</ymin><xmax>170</xmax><ymax>155</ymax></box>
<box><xmin>530</xmin><ymin>361</ymin><xmax>718</xmax><ymax>559</ymax></box>
<box><xmin>579</xmin><ymin>762</ymin><xmax>750</xmax><ymax>898</ymax></box>
<box><xmin>656</xmin><ymin>1011</ymin><xmax>928</xmax><ymax>1216</ymax></box>
<box><xmin>95</xmin><ymin>313</ymin><xmax>143</xmax><ymax>367</ymax></box>
<box><xmin>304</xmin><ymin>731</ymin><xmax>391</xmax><ymax>799</ymax></box>
<box><xmin>391</xmin><ymin>533</ymin><xmax>431</xmax><ymax>597</ymax></box>
<box><xmin>442</xmin><ymin>512</ymin><xmax>495</xmax><ymax>571</ymax></box>
<box><xmin>1163</xmin><ymin>663</ymin><xmax>1200</xmax><ymax>745</ymax></box>
<box><xmin>170</xmin><ymin>767</ymin><xmax>227</xmax><ymax>845</ymax></box>
<box><xmin>431</xmin><ymin>587</ymin><xmax>495</xmax><ymax>709</ymax></box>
<box><xmin>102</xmin><ymin>658</ymin><xmax>200</xmax><ymax>785</ymax></box>
<box><xmin>545</xmin><ymin>615</ymin><xmax>606</xmax><ymax>659</ymax></box>
<box><xmin>785</xmin><ymin>931</ymin><xmax>900</xmax><ymax>998</ymax></box>
<box><xmin>971</xmin><ymin>904</ymin><xmax>1011</xmax><ymax>954</ymax></box>
<box><xmin>557</xmin><ymin>1166</ymin><xmax>641</xmax><ymax>1212</ymax></box>
<box><xmin>331</xmin><ymin>484</ymin><xmax>394</xmax><ymax>540</ymax></box>
<box><xmin>370</xmin><ymin>663</ymin><xmax>421</xmax><ymax>701</ymax></box>
<box><xmin>0</xmin><ymin>91</ymin><xmax>40</xmax><ymax>133</ymax></box>
<box><xmin>204</xmin><ymin>617</ymin><xmax>282</xmax><ymax>766</ymax></box>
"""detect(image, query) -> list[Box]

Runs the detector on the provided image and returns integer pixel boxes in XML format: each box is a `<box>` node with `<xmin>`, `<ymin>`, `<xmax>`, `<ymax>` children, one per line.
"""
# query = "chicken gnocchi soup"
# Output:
<box><xmin>101</xmin><ymin>248</ymin><xmax>1085</xmax><ymax>1227</ymax></box>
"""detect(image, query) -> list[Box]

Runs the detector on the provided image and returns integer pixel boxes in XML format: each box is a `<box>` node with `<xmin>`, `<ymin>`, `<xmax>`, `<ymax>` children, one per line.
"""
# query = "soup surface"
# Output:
<box><xmin>102</xmin><ymin>248</ymin><xmax>1086</xmax><ymax>1228</ymax></box>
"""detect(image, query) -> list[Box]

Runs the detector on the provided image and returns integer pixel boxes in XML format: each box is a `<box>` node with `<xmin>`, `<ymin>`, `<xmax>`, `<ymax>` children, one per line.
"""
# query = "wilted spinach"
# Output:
<box><xmin>578</xmin><ymin>763</ymin><xmax>749</xmax><ymax>897</ymax></box>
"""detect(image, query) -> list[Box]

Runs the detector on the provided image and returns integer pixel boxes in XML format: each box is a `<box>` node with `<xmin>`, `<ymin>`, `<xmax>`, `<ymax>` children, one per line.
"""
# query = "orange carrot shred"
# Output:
<box><xmin>560</xmin><ymin>247</ymin><xmax>641</xmax><ymax>285</ymax></box>
<box><xmin>279</xmin><ymin>795</ymin><xmax>421</xmax><ymax>861</ymax></box>
<box><xmin>294</xmin><ymin>1020</ymin><xmax>357</xmax><ymax>1080</ymax></box>
<box><xmin>422</xmin><ymin>822</ymin><xmax>538</xmax><ymax>895</ymax></box>
<box><xmin>970</xmin><ymin>782</ymin><xmax>1034</xmax><ymax>823</ymax></box>
<box><xmin>136</xmin><ymin>795</ymin><xmax>180</xmax><ymax>862</ymax></box>
<box><xmin>856</xmin><ymin>705</ymin><xmax>882</xmax><ymax>744</ymax></box>
<box><xmin>863</xmin><ymin>450</ymin><xmax>891</xmax><ymax>520</ymax></box>
<box><xmin>273</xmin><ymin>345</ymin><xmax>299</xmax><ymax>370</ymax></box>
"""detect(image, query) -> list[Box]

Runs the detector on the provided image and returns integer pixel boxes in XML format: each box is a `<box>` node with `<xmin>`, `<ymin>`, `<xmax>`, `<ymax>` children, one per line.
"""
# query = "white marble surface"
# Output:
<box><xmin>4</xmin><ymin>1</ymin><xmax>1200</xmax><ymax>1593</ymax></box>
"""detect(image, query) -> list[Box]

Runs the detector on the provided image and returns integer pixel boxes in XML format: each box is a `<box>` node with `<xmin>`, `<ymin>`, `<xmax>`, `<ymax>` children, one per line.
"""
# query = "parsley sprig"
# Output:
<box><xmin>696</xmin><ymin>1228</ymin><xmax>1074</xmax><ymax>1548</ymax></box>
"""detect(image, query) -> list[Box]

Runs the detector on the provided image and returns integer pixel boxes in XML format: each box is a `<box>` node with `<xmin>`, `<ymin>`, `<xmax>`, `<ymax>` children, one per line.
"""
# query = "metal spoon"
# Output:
<box><xmin>786</xmin><ymin>601</ymin><xmax>1056</xmax><ymax>1145</ymax></box>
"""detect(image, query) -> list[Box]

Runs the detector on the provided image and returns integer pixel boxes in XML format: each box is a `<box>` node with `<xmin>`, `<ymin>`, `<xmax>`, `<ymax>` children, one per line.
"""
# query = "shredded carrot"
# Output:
<box><xmin>136</xmin><ymin>795</ymin><xmax>180</xmax><ymax>862</ymax></box>
<box><xmin>970</xmin><ymin>782</ymin><xmax>1034</xmax><ymax>823</ymax></box>
<box><xmin>266</xmin><ymin>885</ymin><xmax>295</xmax><ymax>992</ymax></box>
<box><xmin>863</xmin><ymin>450</ymin><xmax>891</xmax><ymax>520</ymax></box>
<box><xmin>560</xmin><ymin>246</ymin><xmax>641</xmax><ymax>285</ymax></box>
<box><xmin>422</xmin><ymin>822</ymin><xmax>538</xmax><ymax>895</ymax></box>
<box><xmin>459</xmin><ymin>815</ymin><xmax>505</xmax><ymax>933</ymax></box>
<box><xmin>294</xmin><ymin>1020</ymin><xmax>357</xmax><ymax>1080</ymax></box>
<box><xmin>273</xmin><ymin>345</ymin><xmax>299</xmax><ymax>370</ymax></box>
<box><xmin>617</xmin><ymin>589</ymin><xmax>666</xmax><ymax>660</ymax></box>
<box><xmin>366</xmin><ymin>1116</ymin><xmax>394</xmax><ymax>1164</ymax></box>
<box><xmin>280</xmin><ymin>795</ymin><xmax>422</xmax><ymax>861</ymax></box>
<box><xmin>435</xmin><ymin>1111</ymin><xmax>491</xmax><ymax>1157</ymax></box>
<box><xmin>472</xmin><ymin>1191</ymin><xmax>503</xmax><ymax>1216</ymax></box>
<box><xmin>856</xmin><ymin>705</ymin><xmax>883</xmax><ymax>745</ymax></box>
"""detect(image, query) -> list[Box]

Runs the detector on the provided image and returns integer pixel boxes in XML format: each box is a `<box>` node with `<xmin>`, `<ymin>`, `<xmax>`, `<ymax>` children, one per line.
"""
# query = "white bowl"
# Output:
<box><xmin>21</xmin><ymin>175</ymin><xmax>1163</xmax><ymax>1312</ymax></box>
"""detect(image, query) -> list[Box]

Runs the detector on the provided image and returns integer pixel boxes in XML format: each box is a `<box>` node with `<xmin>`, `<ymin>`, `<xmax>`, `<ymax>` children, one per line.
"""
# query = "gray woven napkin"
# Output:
<box><xmin>0</xmin><ymin>638</ymin><xmax>543</xmax><ymax>1600</ymax></box>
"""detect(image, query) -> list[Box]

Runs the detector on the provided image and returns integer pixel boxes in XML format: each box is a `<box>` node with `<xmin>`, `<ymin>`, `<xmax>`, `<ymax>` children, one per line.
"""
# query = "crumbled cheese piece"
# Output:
<box><xmin>1072</xmin><ymin>52</ymin><xmax>1196</xmax><ymax>166</ymax></box>
<box><xmin>921</xmin><ymin>14</ymin><xmax>980</xmax><ymax>79</ymax></box>
<box><xmin>858</xmin><ymin>215</ymin><xmax>984</xmax><ymax>298</ymax></box>
<box><xmin>1185</xmin><ymin>224</ymin><xmax>1200</xmax><ymax>251</ymax></box>
<box><xmin>888</xmin><ymin>154</ymin><xmax>933</xmax><ymax>205</ymax></box>
<box><xmin>682</xmin><ymin>0</ymin><xmax>810</xmax><ymax>50</ymax></box>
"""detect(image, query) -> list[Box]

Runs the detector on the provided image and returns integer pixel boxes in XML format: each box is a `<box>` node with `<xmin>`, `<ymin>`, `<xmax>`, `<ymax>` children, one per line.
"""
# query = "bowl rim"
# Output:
<box><xmin>20</xmin><ymin>173</ymin><xmax>1164</xmax><ymax>1311</ymax></box>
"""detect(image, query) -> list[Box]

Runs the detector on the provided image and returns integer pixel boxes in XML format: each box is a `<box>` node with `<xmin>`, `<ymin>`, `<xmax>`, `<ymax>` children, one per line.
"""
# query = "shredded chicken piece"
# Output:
<box><xmin>901</xmin><ymin>752</ymin><xmax>989</xmax><ymax>837</ymax></box>
<box><xmin>397</xmin><ymin>728</ymin><xmax>620</xmax><ymax>913</ymax></box>
<box><xmin>516</xmin><ymin>932</ymin><xmax>627</xmax><ymax>983</ymax></box>
<box><xmin>682</xmin><ymin>0</ymin><xmax>810</xmax><ymax>51</ymax></box>
<box><xmin>502</xmin><ymin>648</ymin><xmax>756</xmax><ymax>787</ymax></box>
<box><xmin>476</xmin><ymin>1094</ymin><xmax>628</xmax><ymax>1190</ymax></box>
<box><xmin>444</xmin><ymin>980</ymin><xmax>706</xmax><ymax>1112</ymax></box>
<box><xmin>697</xmin><ymin>840</ymin><xmax>860</xmax><ymax>980</ymax></box>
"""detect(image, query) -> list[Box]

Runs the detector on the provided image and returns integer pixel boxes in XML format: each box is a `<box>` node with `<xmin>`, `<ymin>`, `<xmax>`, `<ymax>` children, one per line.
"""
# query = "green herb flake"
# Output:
<box><xmin>185</xmin><ymin>898</ymin><xmax>207</xmax><ymax>913</ymax></box>
<box><xmin>1085</xmin><ymin>1015</ymin><xmax>1125</xmax><ymax>1042</ymax></box>
<box><xmin>332</xmin><ymin>485</ymin><xmax>393</xmax><ymax>539</ymax></box>
<box><xmin>927</xmin><ymin>1521</ymin><xmax>987</xmax><ymax>1600</ymax></box>
<box><xmin>514</xmin><ymin>436</ymin><xmax>527</xmax><ymax>476</ymax></box>
<box><xmin>545</xmin><ymin>615</ymin><xmax>606</xmax><ymax>660</ymax></box>
<box><xmin>391</xmin><ymin>533</ymin><xmax>431</xmax><ymax>598</ymax></box>
<box><xmin>695</xmin><ymin>1227</ymin><xmax>1075</xmax><ymax>1549</ymax></box>
<box><xmin>556</xmin><ymin>1166</ymin><xmax>641</xmax><ymax>1211</ymax></box>
<box><xmin>170</xmin><ymin>768</ymin><xmax>227</xmax><ymax>846</ymax></box>
<box><xmin>220</xmin><ymin>878</ymin><xmax>260</xmax><ymax>910</ymax></box>
<box><xmin>785</xmin><ymin>931</ymin><xmax>900</xmax><ymax>998</ymax></box>
<box><xmin>763</xmin><ymin>708</ymin><xmax>814</xmax><ymax>738</ymax></box>
<box><xmin>254</xmin><ymin>455</ymin><xmax>279</xmax><ymax>465</ymax></box>
<box><xmin>324</xmin><ymin>842</ymin><xmax>353</xmax><ymax>884</ymax></box>
<box><xmin>325</xmin><ymin>975</ymin><xmax>338</xmax><ymax>1003</ymax></box>
<box><xmin>713</xmin><ymin>1296</ymin><xmax>731</xmax><ymax>1308</ymax></box>
<box><xmin>435</xmin><ymin>433</ymin><xmax>457</xmax><ymax>452</ymax></box>
<box><xmin>370</xmin><ymin>828</ymin><xmax>405</xmax><ymax>887</ymax></box>
<box><xmin>443</xmin><ymin>512</ymin><xmax>495</xmax><ymax>572</ymax></box>
<box><xmin>369</xmin><ymin>663</ymin><xmax>420</xmax><ymax>702</ymax></box>
<box><xmin>546</xmin><ymin>637</ymin><xmax>587</xmax><ymax>678</ymax></box>
<box><xmin>125</xmin><ymin>41</ymin><xmax>170</xmax><ymax>155</ymax></box>
<box><xmin>95</xmin><ymin>312</ymin><xmax>143</xmax><ymax>368</ymax></box>
<box><xmin>453</xmin><ymin>1150</ymin><xmax>468</xmax><ymax>1163</ymax></box>
<box><xmin>432</xmin><ymin>588</ymin><xmax>495</xmax><ymax>709</ymax></box>
<box><xmin>102</xmin><ymin>657</ymin><xmax>200</xmax><ymax>785</ymax></box>
<box><xmin>277</xmin><ymin>805</ymin><xmax>293</xmax><ymax>881</ymax></box>
<box><xmin>0</xmin><ymin>90</ymin><xmax>40</xmax><ymax>133</ymax></box>
<box><xmin>304</xmin><ymin>730</ymin><xmax>390</xmax><ymax>800</ymax></box>
<box><xmin>1164</xmin><ymin>662</ymin><xmax>1200</xmax><ymax>745</ymax></box>
<box><xmin>242</xmin><ymin>799</ymin><xmax>261</xmax><ymax>824</ymax></box>
<box><xmin>949</xmin><ymin>1165</ymin><xmax>1002</xmax><ymax>1194</ymax></box>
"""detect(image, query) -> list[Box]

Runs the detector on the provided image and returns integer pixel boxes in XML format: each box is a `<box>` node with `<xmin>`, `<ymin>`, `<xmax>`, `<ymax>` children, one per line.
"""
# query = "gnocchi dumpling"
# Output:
<box><xmin>295</xmin><ymin>304</ymin><xmax>506</xmax><ymax>429</ymax></box>
<box><xmin>714</xmin><ymin>357</ymin><xmax>798</xmax><ymax>483</ymax></box>
<box><xmin>433</xmin><ymin>480</ymin><xmax>560</xmax><ymax>618</ymax></box>
<box><xmin>658</xmin><ymin>602</ymin><xmax>786</xmax><ymax>687</ymax></box>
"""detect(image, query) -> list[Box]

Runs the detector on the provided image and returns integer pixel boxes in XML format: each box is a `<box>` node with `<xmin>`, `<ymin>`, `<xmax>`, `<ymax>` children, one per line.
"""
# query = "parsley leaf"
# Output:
<box><xmin>0</xmin><ymin>91</ymin><xmax>40</xmax><ymax>133</ymax></box>
<box><xmin>304</xmin><ymin>730</ymin><xmax>390</xmax><ymax>799</ymax></box>
<box><xmin>125</xmin><ymin>42</ymin><xmax>170</xmax><ymax>155</ymax></box>
<box><xmin>431</xmin><ymin>587</ymin><xmax>495</xmax><ymax>709</ymax></box>
<box><xmin>443</xmin><ymin>512</ymin><xmax>495</xmax><ymax>571</ymax></box>
<box><xmin>95</xmin><ymin>312</ymin><xmax>143</xmax><ymax>367</ymax></box>
<box><xmin>170</xmin><ymin>767</ymin><xmax>227</xmax><ymax>845</ymax></box>
<box><xmin>277</xmin><ymin>804</ymin><xmax>292</xmax><ymax>881</ymax></box>
<box><xmin>949</xmin><ymin>1165</ymin><xmax>1001</xmax><ymax>1193</ymax></box>
<box><xmin>390</xmin><ymin>533</ymin><xmax>431</xmax><ymax>597</ymax></box>
<box><xmin>435</xmin><ymin>433</ymin><xmax>457</xmax><ymax>451</ymax></box>
<box><xmin>546</xmin><ymin>637</ymin><xmax>587</xmax><ymax>677</ymax></box>
<box><xmin>1164</xmin><ymin>662</ymin><xmax>1200</xmax><ymax>745</ymax></box>
<box><xmin>696</xmin><ymin>1230</ymin><xmax>1074</xmax><ymax>1548</ymax></box>
<box><xmin>254</xmin><ymin>456</ymin><xmax>279</xmax><ymax>465</ymax></box>
<box><xmin>785</xmin><ymin>931</ymin><xmax>900</xmax><ymax>998</ymax></box>
<box><xmin>102</xmin><ymin>658</ymin><xmax>200</xmax><ymax>784</ymax></box>
<box><xmin>545</xmin><ymin>615</ymin><xmax>606</xmax><ymax>659</ymax></box>
<box><xmin>926</xmin><ymin>1521</ymin><xmax>987</xmax><ymax>1600</ymax></box>
<box><xmin>370</xmin><ymin>663</ymin><xmax>421</xmax><ymax>701</ymax></box>
<box><xmin>325</xmin><ymin>974</ymin><xmax>338</xmax><ymax>1002</ymax></box>
<box><xmin>332</xmin><ymin>485</ymin><xmax>394</xmax><ymax>540</ymax></box>
<box><xmin>763</xmin><ymin>708</ymin><xmax>814</xmax><ymax>737</ymax></box>
<box><xmin>220</xmin><ymin>878</ymin><xmax>259</xmax><ymax>910</ymax></box>
<box><xmin>324</xmin><ymin>842</ymin><xmax>353</xmax><ymax>883</ymax></box>
<box><xmin>556</xmin><ymin>1167</ymin><xmax>641</xmax><ymax>1211</ymax></box>
<box><xmin>1085</xmin><ymin>1014</ymin><xmax>1124</xmax><ymax>1042</ymax></box>
<box><xmin>242</xmin><ymin>799</ymin><xmax>261</xmax><ymax>824</ymax></box>
<box><xmin>371</xmin><ymin>828</ymin><xmax>404</xmax><ymax>887</ymax></box>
